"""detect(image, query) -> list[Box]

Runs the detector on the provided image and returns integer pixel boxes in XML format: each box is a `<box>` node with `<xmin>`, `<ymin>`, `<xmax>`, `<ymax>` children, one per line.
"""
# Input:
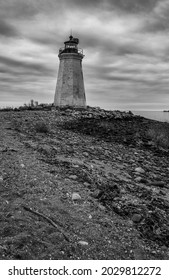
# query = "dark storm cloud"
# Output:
<box><xmin>64</xmin><ymin>0</ymin><xmax>159</xmax><ymax>12</ymax></box>
<box><xmin>0</xmin><ymin>19</ymin><xmax>19</xmax><ymax>37</ymax></box>
<box><xmin>0</xmin><ymin>0</ymin><xmax>38</xmax><ymax>19</ymax></box>
<box><xmin>0</xmin><ymin>55</ymin><xmax>53</xmax><ymax>76</ymax></box>
<box><xmin>86</xmin><ymin>63</ymin><xmax>162</xmax><ymax>86</ymax></box>
<box><xmin>141</xmin><ymin>0</ymin><xmax>169</xmax><ymax>32</ymax></box>
<box><xmin>83</xmin><ymin>35</ymin><xmax>154</xmax><ymax>60</ymax></box>
<box><xmin>0</xmin><ymin>0</ymin><xmax>169</xmax><ymax>110</ymax></box>
<box><xmin>107</xmin><ymin>0</ymin><xmax>159</xmax><ymax>12</ymax></box>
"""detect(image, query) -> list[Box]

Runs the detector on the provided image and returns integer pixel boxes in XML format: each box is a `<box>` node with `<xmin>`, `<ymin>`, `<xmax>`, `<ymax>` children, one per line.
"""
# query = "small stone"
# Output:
<box><xmin>91</xmin><ymin>189</ymin><xmax>103</xmax><ymax>199</ymax></box>
<box><xmin>0</xmin><ymin>176</ymin><xmax>3</xmax><ymax>182</ymax></box>
<box><xmin>83</xmin><ymin>152</ymin><xmax>89</xmax><ymax>157</ymax></box>
<box><xmin>98</xmin><ymin>204</ymin><xmax>106</xmax><ymax>211</ymax></box>
<box><xmin>83</xmin><ymin>182</ymin><xmax>90</xmax><ymax>187</ymax></box>
<box><xmin>131</xmin><ymin>214</ymin><xmax>142</xmax><ymax>223</ymax></box>
<box><xmin>20</xmin><ymin>164</ymin><xmax>25</xmax><ymax>168</ymax></box>
<box><xmin>155</xmin><ymin>228</ymin><xmax>161</xmax><ymax>235</ymax></box>
<box><xmin>78</xmin><ymin>241</ymin><xmax>88</xmax><ymax>246</ymax></box>
<box><xmin>89</xmin><ymin>215</ymin><xmax>92</xmax><ymax>219</ymax></box>
<box><xmin>150</xmin><ymin>174</ymin><xmax>159</xmax><ymax>179</ymax></box>
<box><xmin>159</xmin><ymin>190</ymin><xmax>166</xmax><ymax>195</ymax></box>
<box><xmin>72</xmin><ymin>192</ymin><xmax>81</xmax><ymax>201</ymax></box>
<box><xmin>135</xmin><ymin>167</ymin><xmax>145</xmax><ymax>174</ymax></box>
<box><xmin>161</xmin><ymin>245</ymin><xmax>167</xmax><ymax>251</ymax></box>
<box><xmin>117</xmin><ymin>156</ymin><xmax>122</xmax><ymax>161</ymax></box>
<box><xmin>135</xmin><ymin>177</ymin><xmax>147</xmax><ymax>184</ymax></box>
<box><xmin>69</xmin><ymin>175</ymin><xmax>78</xmax><ymax>180</ymax></box>
<box><xmin>133</xmin><ymin>248</ymin><xmax>146</xmax><ymax>260</ymax></box>
<box><xmin>41</xmin><ymin>144</ymin><xmax>51</xmax><ymax>154</ymax></box>
<box><xmin>135</xmin><ymin>176</ymin><xmax>142</xmax><ymax>182</ymax></box>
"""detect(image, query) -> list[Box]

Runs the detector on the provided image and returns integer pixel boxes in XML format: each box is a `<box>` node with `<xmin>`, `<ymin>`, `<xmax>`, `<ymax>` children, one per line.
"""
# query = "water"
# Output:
<box><xmin>132</xmin><ymin>111</ymin><xmax>169</xmax><ymax>123</ymax></box>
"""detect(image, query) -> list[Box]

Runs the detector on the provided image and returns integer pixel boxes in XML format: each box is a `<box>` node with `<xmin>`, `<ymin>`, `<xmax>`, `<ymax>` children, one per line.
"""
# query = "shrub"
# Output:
<box><xmin>34</xmin><ymin>121</ymin><xmax>50</xmax><ymax>133</ymax></box>
<box><xmin>146</xmin><ymin>126</ymin><xmax>169</xmax><ymax>149</ymax></box>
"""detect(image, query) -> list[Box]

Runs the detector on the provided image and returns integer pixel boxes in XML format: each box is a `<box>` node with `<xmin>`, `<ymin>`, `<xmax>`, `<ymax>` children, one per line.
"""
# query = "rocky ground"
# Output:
<box><xmin>0</xmin><ymin>106</ymin><xmax>169</xmax><ymax>260</ymax></box>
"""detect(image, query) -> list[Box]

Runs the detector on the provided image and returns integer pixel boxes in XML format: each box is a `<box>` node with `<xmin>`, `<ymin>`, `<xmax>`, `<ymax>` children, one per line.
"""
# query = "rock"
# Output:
<box><xmin>0</xmin><ymin>176</ymin><xmax>3</xmax><ymax>183</ymax></box>
<box><xmin>117</xmin><ymin>156</ymin><xmax>122</xmax><ymax>161</ymax></box>
<box><xmin>116</xmin><ymin>174</ymin><xmax>131</xmax><ymax>183</ymax></box>
<box><xmin>135</xmin><ymin>177</ymin><xmax>147</xmax><ymax>184</ymax></box>
<box><xmin>159</xmin><ymin>190</ymin><xmax>166</xmax><ymax>195</ymax></box>
<box><xmin>91</xmin><ymin>189</ymin><xmax>103</xmax><ymax>199</ymax></box>
<box><xmin>69</xmin><ymin>175</ymin><xmax>78</xmax><ymax>180</ymax></box>
<box><xmin>133</xmin><ymin>248</ymin><xmax>146</xmax><ymax>260</ymax></box>
<box><xmin>20</xmin><ymin>164</ymin><xmax>25</xmax><ymax>168</ymax></box>
<box><xmin>151</xmin><ymin>181</ymin><xmax>165</xmax><ymax>187</ymax></box>
<box><xmin>78</xmin><ymin>241</ymin><xmax>88</xmax><ymax>246</ymax></box>
<box><xmin>131</xmin><ymin>214</ymin><xmax>142</xmax><ymax>223</ymax></box>
<box><xmin>155</xmin><ymin>228</ymin><xmax>161</xmax><ymax>235</ymax></box>
<box><xmin>83</xmin><ymin>152</ymin><xmax>89</xmax><ymax>157</ymax></box>
<box><xmin>135</xmin><ymin>176</ymin><xmax>142</xmax><ymax>182</ymax></box>
<box><xmin>41</xmin><ymin>144</ymin><xmax>52</xmax><ymax>154</ymax></box>
<box><xmin>72</xmin><ymin>192</ymin><xmax>81</xmax><ymax>201</ymax></box>
<box><xmin>83</xmin><ymin>182</ymin><xmax>90</xmax><ymax>187</ymax></box>
<box><xmin>98</xmin><ymin>204</ymin><xmax>106</xmax><ymax>211</ymax></box>
<box><xmin>135</xmin><ymin>167</ymin><xmax>145</xmax><ymax>174</ymax></box>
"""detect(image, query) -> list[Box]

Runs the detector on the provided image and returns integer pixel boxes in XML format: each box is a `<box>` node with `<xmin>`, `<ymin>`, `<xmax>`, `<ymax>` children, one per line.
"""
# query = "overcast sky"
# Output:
<box><xmin>0</xmin><ymin>0</ymin><xmax>169</xmax><ymax>110</ymax></box>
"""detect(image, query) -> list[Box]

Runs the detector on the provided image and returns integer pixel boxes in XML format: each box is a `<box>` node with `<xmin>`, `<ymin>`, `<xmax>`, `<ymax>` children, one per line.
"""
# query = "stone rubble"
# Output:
<box><xmin>0</xmin><ymin>106</ymin><xmax>169</xmax><ymax>260</ymax></box>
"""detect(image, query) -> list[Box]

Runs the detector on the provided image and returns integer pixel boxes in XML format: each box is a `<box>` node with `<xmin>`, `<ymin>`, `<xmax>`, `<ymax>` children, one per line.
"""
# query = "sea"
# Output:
<box><xmin>132</xmin><ymin>111</ymin><xmax>169</xmax><ymax>123</ymax></box>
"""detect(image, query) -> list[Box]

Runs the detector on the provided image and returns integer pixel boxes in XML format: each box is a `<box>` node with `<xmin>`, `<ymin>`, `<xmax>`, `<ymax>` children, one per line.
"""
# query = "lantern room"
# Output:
<box><xmin>59</xmin><ymin>35</ymin><xmax>83</xmax><ymax>54</ymax></box>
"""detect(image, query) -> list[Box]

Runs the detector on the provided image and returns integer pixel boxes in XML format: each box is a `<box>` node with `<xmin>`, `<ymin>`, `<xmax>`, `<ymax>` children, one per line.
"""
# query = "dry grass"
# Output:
<box><xmin>146</xmin><ymin>126</ymin><xmax>169</xmax><ymax>149</ymax></box>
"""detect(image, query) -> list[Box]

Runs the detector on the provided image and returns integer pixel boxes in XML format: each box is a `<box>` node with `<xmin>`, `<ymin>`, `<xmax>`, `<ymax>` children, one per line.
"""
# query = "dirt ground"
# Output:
<box><xmin>0</xmin><ymin>108</ymin><xmax>169</xmax><ymax>260</ymax></box>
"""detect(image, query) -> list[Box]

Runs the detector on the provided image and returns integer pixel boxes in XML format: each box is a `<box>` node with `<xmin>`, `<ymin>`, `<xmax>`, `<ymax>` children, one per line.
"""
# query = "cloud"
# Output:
<box><xmin>0</xmin><ymin>0</ymin><xmax>169</xmax><ymax>110</ymax></box>
<box><xmin>0</xmin><ymin>55</ymin><xmax>54</xmax><ymax>76</ymax></box>
<box><xmin>141</xmin><ymin>0</ymin><xmax>169</xmax><ymax>32</ymax></box>
<box><xmin>0</xmin><ymin>19</ymin><xmax>19</xmax><ymax>37</ymax></box>
<box><xmin>0</xmin><ymin>0</ymin><xmax>38</xmax><ymax>19</ymax></box>
<box><xmin>56</xmin><ymin>0</ymin><xmax>159</xmax><ymax>13</ymax></box>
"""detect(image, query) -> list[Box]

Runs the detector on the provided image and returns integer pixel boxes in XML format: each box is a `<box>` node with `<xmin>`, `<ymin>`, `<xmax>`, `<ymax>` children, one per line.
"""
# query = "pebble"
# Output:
<box><xmin>72</xmin><ymin>192</ymin><xmax>81</xmax><ymax>201</ymax></box>
<box><xmin>78</xmin><ymin>241</ymin><xmax>89</xmax><ymax>246</ymax></box>
<box><xmin>41</xmin><ymin>144</ymin><xmax>51</xmax><ymax>153</ymax></box>
<box><xmin>135</xmin><ymin>177</ymin><xmax>147</xmax><ymax>184</ymax></box>
<box><xmin>0</xmin><ymin>176</ymin><xmax>3</xmax><ymax>183</ymax></box>
<box><xmin>83</xmin><ymin>182</ymin><xmax>90</xmax><ymax>187</ymax></box>
<box><xmin>135</xmin><ymin>167</ymin><xmax>145</xmax><ymax>174</ymax></box>
<box><xmin>159</xmin><ymin>190</ymin><xmax>166</xmax><ymax>195</ymax></box>
<box><xmin>117</xmin><ymin>156</ymin><xmax>122</xmax><ymax>161</ymax></box>
<box><xmin>20</xmin><ymin>164</ymin><xmax>25</xmax><ymax>168</ymax></box>
<box><xmin>83</xmin><ymin>152</ymin><xmax>89</xmax><ymax>157</ymax></box>
<box><xmin>69</xmin><ymin>175</ymin><xmax>78</xmax><ymax>180</ymax></box>
<box><xmin>135</xmin><ymin>176</ymin><xmax>142</xmax><ymax>182</ymax></box>
<box><xmin>98</xmin><ymin>204</ymin><xmax>106</xmax><ymax>211</ymax></box>
<box><xmin>155</xmin><ymin>228</ymin><xmax>161</xmax><ymax>235</ymax></box>
<box><xmin>131</xmin><ymin>214</ymin><xmax>142</xmax><ymax>223</ymax></box>
<box><xmin>133</xmin><ymin>248</ymin><xmax>146</xmax><ymax>260</ymax></box>
<box><xmin>91</xmin><ymin>189</ymin><xmax>102</xmax><ymax>199</ymax></box>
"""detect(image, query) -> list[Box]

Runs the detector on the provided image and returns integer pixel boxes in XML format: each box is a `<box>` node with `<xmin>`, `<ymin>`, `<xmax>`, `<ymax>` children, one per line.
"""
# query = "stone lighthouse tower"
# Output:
<box><xmin>54</xmin><ymin>35</ymin><xmax>86</xmax><ymax>107</ymax></box>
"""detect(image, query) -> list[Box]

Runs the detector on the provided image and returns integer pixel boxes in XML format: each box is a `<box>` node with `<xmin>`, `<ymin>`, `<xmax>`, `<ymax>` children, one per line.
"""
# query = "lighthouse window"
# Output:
<box><xmin>66</xmin><ymin>45</ymin><xmax>76</xmax><ymax>48</ymax></box>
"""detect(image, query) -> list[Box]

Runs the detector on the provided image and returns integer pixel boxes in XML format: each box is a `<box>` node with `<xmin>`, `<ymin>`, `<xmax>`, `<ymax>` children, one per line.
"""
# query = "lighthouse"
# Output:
<box><xmin>54</xmin><ymin>35</ymin><xmax>86</xmax><ymax>107</ymax></box>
